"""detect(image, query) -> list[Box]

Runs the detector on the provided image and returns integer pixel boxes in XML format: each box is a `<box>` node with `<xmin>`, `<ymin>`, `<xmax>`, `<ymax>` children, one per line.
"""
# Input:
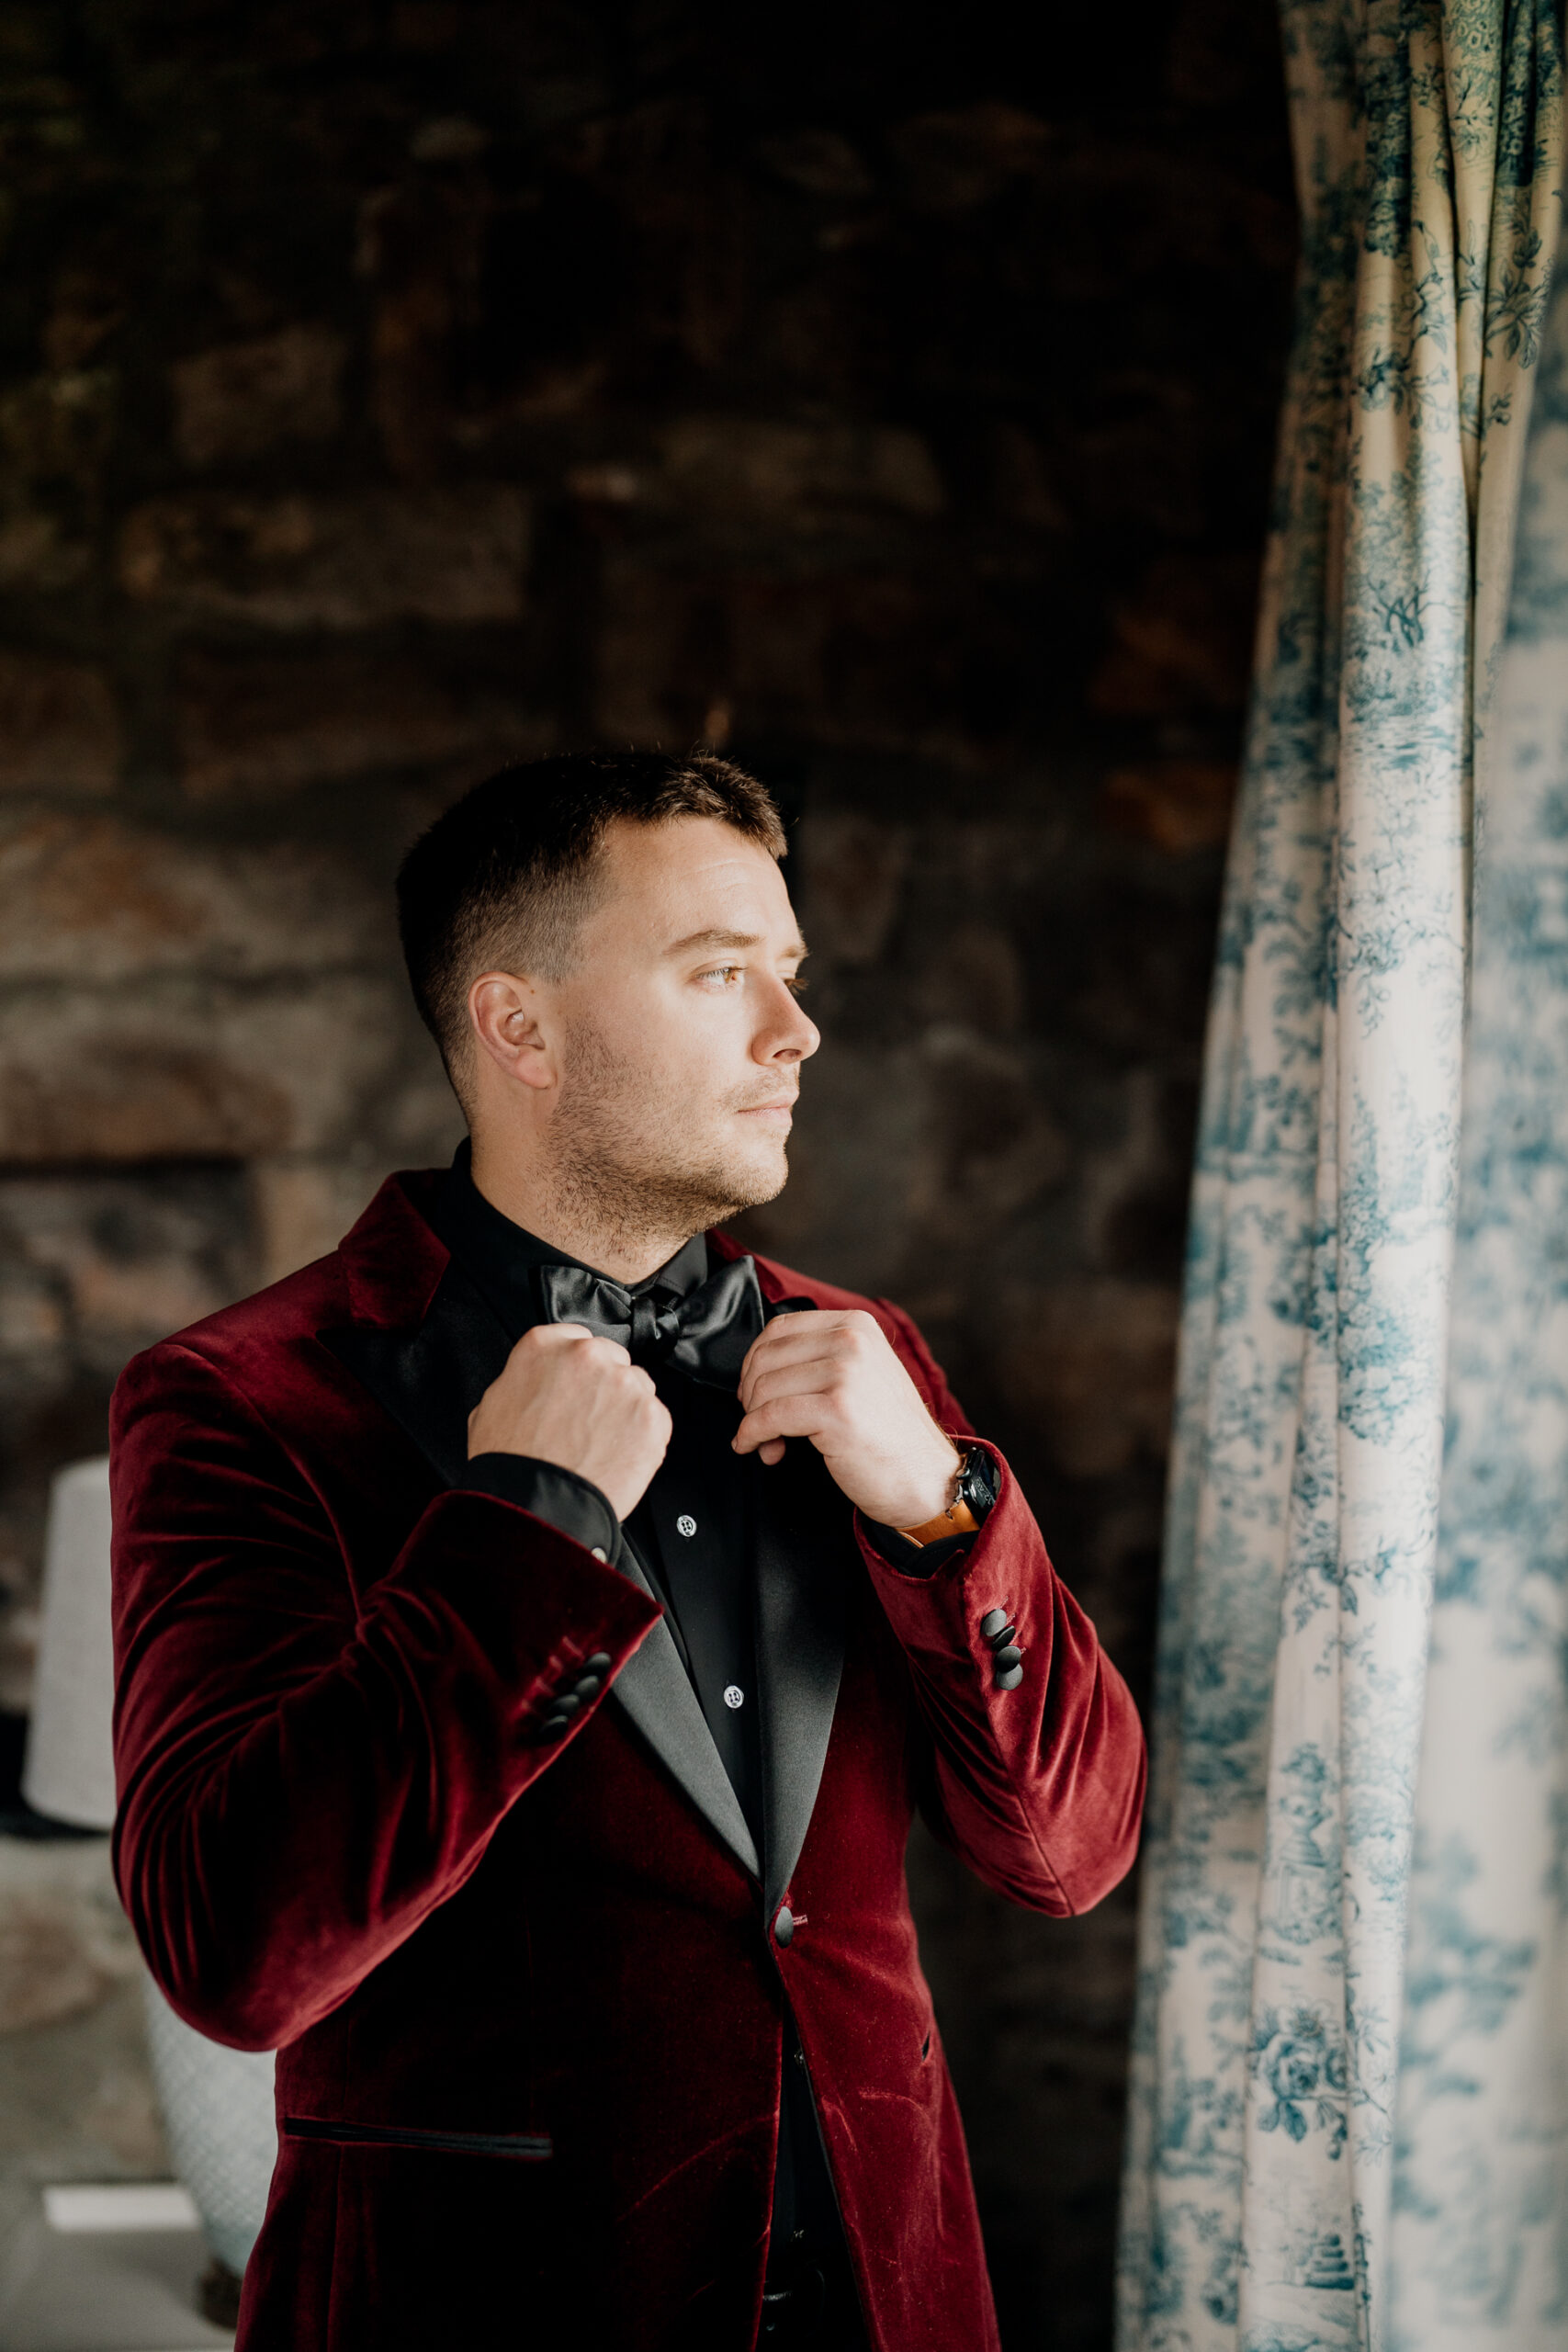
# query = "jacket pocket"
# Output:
<box><xmin>283</xmin><ymin>2116</ymin><xmax>552</xmax><ymax>2160</ymax></box>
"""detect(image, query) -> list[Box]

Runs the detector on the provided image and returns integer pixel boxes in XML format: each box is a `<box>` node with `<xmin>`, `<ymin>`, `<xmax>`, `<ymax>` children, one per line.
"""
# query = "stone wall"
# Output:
<box><xmin>0</xmin><ymin>3</ymin><xmax>1296</xmax><ymax>2342</ymax></box>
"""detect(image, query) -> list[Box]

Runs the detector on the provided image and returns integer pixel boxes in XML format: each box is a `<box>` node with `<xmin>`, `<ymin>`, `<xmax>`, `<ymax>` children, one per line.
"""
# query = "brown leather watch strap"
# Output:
<box><xmin>900</xmin><ymin>1493</ymin><xmax>979</xmax><ymax>1547</ymax></box>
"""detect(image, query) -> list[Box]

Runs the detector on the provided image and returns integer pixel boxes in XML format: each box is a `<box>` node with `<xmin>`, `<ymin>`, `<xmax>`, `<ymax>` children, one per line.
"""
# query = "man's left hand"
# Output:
<box><xmin>733</xmin><ymin>1309</ymin><xmax>961</xmax><ymax>1530</ymax></box>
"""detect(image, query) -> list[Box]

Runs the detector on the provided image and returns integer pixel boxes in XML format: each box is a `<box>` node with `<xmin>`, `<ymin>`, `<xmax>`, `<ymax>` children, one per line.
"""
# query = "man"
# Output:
<box><xmin>110</xmin><ymin>751</ymin><xmax>1145</xmax><ymax>2351</ymax></box>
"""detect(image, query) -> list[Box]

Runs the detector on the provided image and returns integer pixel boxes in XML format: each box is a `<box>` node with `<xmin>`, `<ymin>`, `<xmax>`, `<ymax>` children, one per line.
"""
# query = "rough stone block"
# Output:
<box><xmin>0</xmin><ymin>510</ymin><xmax>92</xmax><ymax>594</ymax></box>
<box><xmin>250</xmin><ymin>1157</ymin><xmax>383</xmax><ymax>1284</ymax></box>
<box><xmin>169</xmin><ymin>322</ymin><xmax>347</xmax><ymax>469</ymax></box>
<box><xmin>998</xmin><ymin>1280</ymin><xmax>1180</xmax><ymax>1477</ymax></box>
<box><xmin>653</xmin><ymin>415</ymin><xmax>944</xmax><ymax>523</ymax></box>
<box><xmin>594</xmin><ymin>558</ymin><xmax>976</xmax><ymax>759</ymax></box>
<box><xmin>887</xmin><ymin>103</ymin><xmax>1050</xmax><ymax>213</ymax></box>
<box><xmin>739</xmin><ymin>1027</ymin><xmax>1066</xmax><ymax>1292</ymax></box>
<box><xmin>175</xmin><ymin>647</ymin><xmax>540</xmax><ymax>799</ymax></box>
<box><xmin>0</xmin><ymin>652</ymin><xmax>119</xmax><ymax>795</ymax></box>
<box><xmin>119</xmin><ymin>483</ymin><xmax>528</xmax><ymax>629</ymax></box>
<box><xmin>0</xmin><ymin>367</ymin><xmax>116</xmax><ymax>494</ymax></box>
<box><xmin>1101</xmin><ymin>758</ymin><xmax>1237</xmax><ymax>852</ymax></box>
<box><xmin>0</xmin><ymin>1166</ymin><xmax>254</xmax><ymax>1379</ymax></box>
<box><xmin>1089</xmin><ymin>552</ymin><xmax>1258</xmax><ymax>716</ymax></box>
<box><xmin>755</xmin><ymin>129</ymin><xmax>874</xmax><ymax>200</ymax></box>
<box><xmin>0</xmin><ymin>811</ymin><xmax>386</xmax><ymax>983</ymax></box>
<box><xmin>797</xmin><ymin>809</ymin><xmax>909</xmax><ymax>967</ymax></box>
<box><xmin>0</xmin><ymin>974</ymin><xmax>412</xmax><ymax>1162</ymax></box>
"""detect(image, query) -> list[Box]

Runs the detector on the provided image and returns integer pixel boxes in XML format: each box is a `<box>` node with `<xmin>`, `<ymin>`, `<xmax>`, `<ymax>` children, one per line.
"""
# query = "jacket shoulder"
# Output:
<box><xmin>749</xmin><ymin>1249</ymin><xmax>928</xmax><ymax>1355</ymax></box>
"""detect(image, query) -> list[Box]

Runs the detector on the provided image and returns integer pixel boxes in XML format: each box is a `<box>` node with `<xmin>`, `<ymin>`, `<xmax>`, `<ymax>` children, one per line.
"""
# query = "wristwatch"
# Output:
<box><xmin>900</xmin><ymin>1445</ymin><xmax>997</xmax><ymax>1547</ymax></box>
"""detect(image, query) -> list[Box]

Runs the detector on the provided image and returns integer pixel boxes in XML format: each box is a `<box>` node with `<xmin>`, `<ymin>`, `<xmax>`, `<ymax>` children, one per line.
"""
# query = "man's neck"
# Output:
<box><xmin>467</xmin><ymin>1136</ymin><xmax>701</xmax><ymax>1285</ymax></box>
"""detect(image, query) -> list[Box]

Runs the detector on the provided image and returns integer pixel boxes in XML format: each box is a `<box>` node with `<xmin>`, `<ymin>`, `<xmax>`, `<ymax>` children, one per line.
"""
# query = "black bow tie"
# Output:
<box><xmin>536</xmin><ymin>1253</ymin><xmax>767</xmax><ymax>1389</ymax></box>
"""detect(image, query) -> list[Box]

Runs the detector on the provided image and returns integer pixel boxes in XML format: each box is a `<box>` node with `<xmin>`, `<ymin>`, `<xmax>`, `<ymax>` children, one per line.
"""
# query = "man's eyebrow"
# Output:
<box><xmin>665</xmin><ymin>927</ymin><xmax>809</xmax><ymax>958</ymax></box>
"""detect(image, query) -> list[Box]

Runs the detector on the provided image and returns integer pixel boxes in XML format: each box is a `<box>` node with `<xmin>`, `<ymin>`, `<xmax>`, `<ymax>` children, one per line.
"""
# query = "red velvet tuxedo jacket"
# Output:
<box><xmin>108</xmin><ymin>1172</ymin><xmax>1145</xmax><ymax>2352</ymax></box>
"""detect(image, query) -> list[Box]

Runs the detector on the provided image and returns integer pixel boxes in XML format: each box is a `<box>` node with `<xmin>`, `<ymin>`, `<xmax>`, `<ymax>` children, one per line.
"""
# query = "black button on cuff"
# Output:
<box><xmin>583</xmin><ymin>1651</ymin><xmax>613</xmax><ymax>1674</ymax></box>
<box><xmin>993</xmin><ymin>1644</ymin><xmax>1023</xmax><ymax>1673</ymax></box>
<box><xmin>994</xmin><ymin>1663</ymin><xmax>1024</xmax><ymax>1692</ymax></box>
<box><xmin>573</xmin><ymin>1672</ymin><xmax>603</xmax><ymax>1699</ymax></box>
<box><xmin>540</xmin><ymin>1711</ymin><xmax>572</xmax><ymax>1736</ymax></box>
<box><xmin>979</xmin><ymin>1607</ymin><xmax>1010</xmax><ymax>1639</ymax></box>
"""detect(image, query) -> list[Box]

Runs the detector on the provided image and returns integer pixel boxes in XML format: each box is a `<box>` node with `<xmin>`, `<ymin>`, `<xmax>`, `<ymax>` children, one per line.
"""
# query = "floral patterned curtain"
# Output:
<box><xmin>1389</xmin><ymin>252</ymin><xmax>1568</xmax><ymax>2349</ymax></box>
<box><xmin>1116</xmin><ymin>7</ymin><xmax>1566</xmax><ymax>2351</ymax></box>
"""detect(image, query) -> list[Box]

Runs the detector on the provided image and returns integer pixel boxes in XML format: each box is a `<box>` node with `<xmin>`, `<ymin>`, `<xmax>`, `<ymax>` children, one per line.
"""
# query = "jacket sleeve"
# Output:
<box><xmin>859</xmin><ymin>1303</ymin><xmax>1146</xmax><ymax>1917</ymax></box>
<box><xmin>109</xmin><ymin>1338</ymin><xmax>661</xmax><ymax>2052</ymax></box>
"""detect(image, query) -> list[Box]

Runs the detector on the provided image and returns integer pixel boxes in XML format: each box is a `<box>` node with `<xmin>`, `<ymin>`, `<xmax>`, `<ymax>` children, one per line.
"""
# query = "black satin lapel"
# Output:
<box><xmin>324</xmin><ymin>1261</ymin><xmax>761</xmax><ymax>1883</ymax></box>
<box><xmin>321</xmin><ymin>1261</ymin><xmax>513</xmax><ymax>1489</ymax></box>
<box><xmin>754</xmin><ymin>1447</ymin><xmax>849</xmax><ymax>1915</ymax></box>
<box><xmin>609</xmin><ymin>1536</ymin><xmax>761</xmax><ymax>1882</ymax></box>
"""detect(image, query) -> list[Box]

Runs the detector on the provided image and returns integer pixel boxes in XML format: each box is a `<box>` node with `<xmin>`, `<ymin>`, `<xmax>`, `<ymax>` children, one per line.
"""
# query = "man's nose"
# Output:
<box><xmin>761</xmin><ymin>987</ymin><xmax>819</xmax><ymax>1063</ymax></box>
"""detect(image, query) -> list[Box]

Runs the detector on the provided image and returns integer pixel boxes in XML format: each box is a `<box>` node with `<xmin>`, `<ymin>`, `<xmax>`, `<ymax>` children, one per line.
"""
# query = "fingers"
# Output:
<box><xmin>525</xmin><ymin>1322</ymin><xmax>632</xmax><ymax>1358</ymax></box>
<box><xmin>739</xmin><ymin>1310</ymin><xmax>882</xmax><ymax>1384</ymax></box>
<box><xmin>738</xmin><ymin>1329</ymin><xmax>895</xmax><ymax>1430</ymax></box>
<box><xmin>739</xmin><ymin>1351</ymin><xmax>848</xmax><ymax>1414</ymax></box>
<box><xmin>733</xmin><ymin>1390</ymin><xmax>839</xmax><ymax>1454</ymax></box>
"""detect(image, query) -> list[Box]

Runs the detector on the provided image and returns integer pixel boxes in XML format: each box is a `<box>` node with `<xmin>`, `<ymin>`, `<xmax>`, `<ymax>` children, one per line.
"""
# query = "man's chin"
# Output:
<box><xmin>690</xmin><ymin>1140</ymin><xmax>790</xmax><ymax>1226</ymax></box>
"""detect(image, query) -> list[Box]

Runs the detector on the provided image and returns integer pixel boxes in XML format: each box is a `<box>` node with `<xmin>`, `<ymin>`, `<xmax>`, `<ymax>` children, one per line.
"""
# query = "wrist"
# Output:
<box><xmin>899</xmin><ymin>1442</ymin><xmax>995</xmax><ymax>1545</ymax></box>
<box><xmin>891</xmin><ymin>1438</ymin><xmax>964</xmax><ymax>1534</ymax></box>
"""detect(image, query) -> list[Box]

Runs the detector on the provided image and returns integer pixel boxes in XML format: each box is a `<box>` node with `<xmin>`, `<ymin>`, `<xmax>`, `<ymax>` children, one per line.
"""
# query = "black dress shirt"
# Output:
<box><xmin>429</xmin><ymin>1148</ymin><xmax>975</xmax><ymax>2287</ymax></box>
<box><xmin>432</xmin><ymin>1156</ymin><xmax>770</xmax><ymax>1847</ymax></box>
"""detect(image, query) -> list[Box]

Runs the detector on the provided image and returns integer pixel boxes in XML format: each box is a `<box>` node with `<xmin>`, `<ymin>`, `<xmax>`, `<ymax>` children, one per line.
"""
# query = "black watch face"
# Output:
<box><xmin>959</xmin><ymin>1448</ymin><xmax>997</xmax><ymax>1511</ymax></box>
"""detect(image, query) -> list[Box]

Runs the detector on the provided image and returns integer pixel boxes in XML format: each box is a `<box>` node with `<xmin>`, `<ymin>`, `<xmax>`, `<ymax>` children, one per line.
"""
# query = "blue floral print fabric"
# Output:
<box><xmin>1116</xmin><ymin>7</ymin><xmax>1566</xmax><ymax>2350</ymax></box>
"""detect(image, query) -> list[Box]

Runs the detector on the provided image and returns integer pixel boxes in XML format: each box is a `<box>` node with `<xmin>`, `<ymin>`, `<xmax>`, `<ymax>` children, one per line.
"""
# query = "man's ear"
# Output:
<box><xmin>468</xmin><ymin>971</ymin><xmax>556</xmax><ymax>1091</ymax></box>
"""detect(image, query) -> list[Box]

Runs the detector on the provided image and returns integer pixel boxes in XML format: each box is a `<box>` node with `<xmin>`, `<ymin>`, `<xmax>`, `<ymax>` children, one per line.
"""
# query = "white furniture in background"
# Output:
<box><xmin>22</xmin><ymin>1456</ymin><xmax>118</xmax><ymax>1828</ymax></box>
<box><xmin>19</xmin><ymin>1455</ymin><xmax>277</xmax><ymax>2287</ymax></box>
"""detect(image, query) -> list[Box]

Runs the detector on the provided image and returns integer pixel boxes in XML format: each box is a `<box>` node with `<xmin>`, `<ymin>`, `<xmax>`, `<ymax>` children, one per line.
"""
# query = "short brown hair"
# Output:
<box><xmin>397</xmin><ymin>750</ymin><xmax>787</xmax><ymax>1080</ymax></box>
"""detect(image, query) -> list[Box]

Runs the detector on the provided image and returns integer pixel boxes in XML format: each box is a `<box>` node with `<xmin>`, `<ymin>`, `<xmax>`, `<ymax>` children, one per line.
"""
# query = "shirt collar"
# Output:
<box><xmin>430</xmin><ymin>1140</ymin><xmax>711</xmax><ymax>1339</ymax></box>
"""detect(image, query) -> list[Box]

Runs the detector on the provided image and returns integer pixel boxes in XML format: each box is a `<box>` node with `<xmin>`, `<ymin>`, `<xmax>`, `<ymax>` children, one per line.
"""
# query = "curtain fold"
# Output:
<box><xmin>1116</xmin><ymin>6</ymin><xmax>1565</xmax><ymax>2349</ymax></box>
<box><xmin>1389</xmin><ymin>253</ymin><xmax>1568</xmax><ymax>2352</ymax></box>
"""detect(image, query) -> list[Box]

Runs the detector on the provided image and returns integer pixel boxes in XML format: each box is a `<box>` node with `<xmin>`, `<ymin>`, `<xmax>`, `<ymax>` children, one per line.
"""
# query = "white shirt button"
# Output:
<box><xmin>723</xmin><ymin>1684</ymin><xmax>745</xmax><ymax>1710</ymax></box>
<box><xmin>676</xmin><ymin>1513</ymin><xmax>697</xmax><ymax>1537</ymax></box>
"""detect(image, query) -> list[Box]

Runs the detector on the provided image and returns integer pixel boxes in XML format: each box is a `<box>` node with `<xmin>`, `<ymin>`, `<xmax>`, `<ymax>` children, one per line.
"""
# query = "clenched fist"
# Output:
<box><xmin>468</xmin><ymin>1323</ymin><xmax>672</xmax><ymax>1522</ymax></box>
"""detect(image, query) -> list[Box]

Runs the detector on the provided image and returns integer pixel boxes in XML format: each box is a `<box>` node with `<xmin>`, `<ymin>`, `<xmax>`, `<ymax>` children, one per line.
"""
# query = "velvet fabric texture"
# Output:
<box><xmin>109</xmin><ymin>1172</ymin><xmax>1146</xmax><ymax>2351</ymax></box>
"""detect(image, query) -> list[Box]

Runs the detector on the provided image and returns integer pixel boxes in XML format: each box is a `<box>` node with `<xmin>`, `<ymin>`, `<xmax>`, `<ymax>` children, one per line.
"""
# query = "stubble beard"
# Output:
<box><xmin>550</xmin><ymin>1013</ymin><xmax>790</xmax><ymax>1259</ymax></box>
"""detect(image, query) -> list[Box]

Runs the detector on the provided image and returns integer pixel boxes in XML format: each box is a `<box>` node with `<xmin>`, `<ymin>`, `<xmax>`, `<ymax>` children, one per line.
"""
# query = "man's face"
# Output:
<box><xmin>543</xmin><ymin>815</ymin><xmax>819</xmax><ymax>1232</ymax></box>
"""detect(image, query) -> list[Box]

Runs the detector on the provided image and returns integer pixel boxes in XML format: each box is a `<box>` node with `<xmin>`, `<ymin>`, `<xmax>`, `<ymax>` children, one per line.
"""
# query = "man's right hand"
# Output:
<box><xmin>467</xmin><ymin>1323</ymin><xmax>672</xmax><ymax>1523</ymax></box>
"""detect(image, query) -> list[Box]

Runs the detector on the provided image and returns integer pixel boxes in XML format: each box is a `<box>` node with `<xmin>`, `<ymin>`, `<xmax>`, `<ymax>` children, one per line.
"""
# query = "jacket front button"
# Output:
<box><xmin>995</xmin><ymin>1664</ymin><xmax>1024</xmax><ymax>1692</ymax></box>
<box><xmin>978</xmin><ymin>1607</ymin><xmax>1010</xmax><ymax>1639</ymax></box>
<box><xmin>993</xmin><ymin>1645</ymin><xmax>1023</xmax><ymax>1672</ymax></box>
<box><xmin>773</xmin><ymin>1905</ymin><xmax>795</xmax><ymax>1947</ymax></box>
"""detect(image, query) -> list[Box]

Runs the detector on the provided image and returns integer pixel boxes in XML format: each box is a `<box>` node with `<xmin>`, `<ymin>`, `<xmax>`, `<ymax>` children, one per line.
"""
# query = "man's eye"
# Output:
<box><xmin>698</xmin><ymin>966</ymin><xmax>741</xmax><ymax>985</ymax></box>
<box><xmin>784</xmin><ymin>976</ymin><xmax>808</xmax><ymax>995</ymax></box>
